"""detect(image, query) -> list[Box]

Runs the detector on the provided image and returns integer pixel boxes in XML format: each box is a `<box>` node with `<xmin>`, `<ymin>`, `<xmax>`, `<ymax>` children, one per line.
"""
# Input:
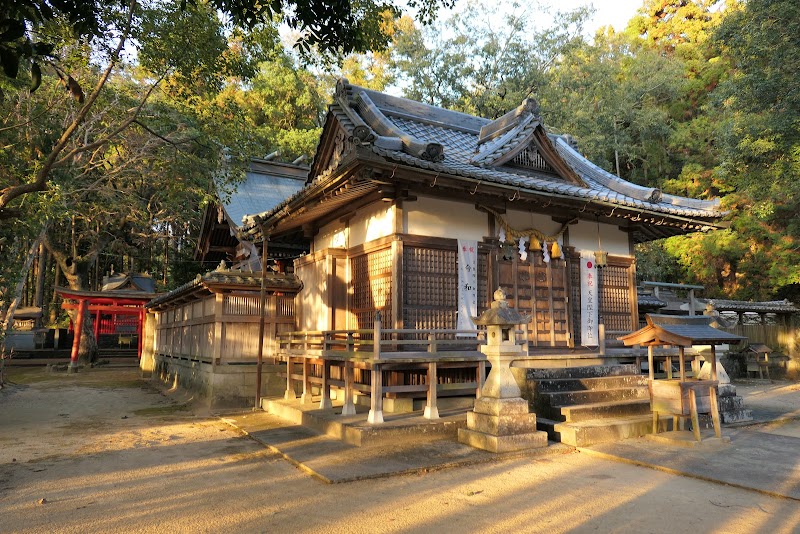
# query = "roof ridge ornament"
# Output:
<box><xmin>477</xmin><ymin>98</ymin><xmax>541</xmax><ymax>147</ymax></box>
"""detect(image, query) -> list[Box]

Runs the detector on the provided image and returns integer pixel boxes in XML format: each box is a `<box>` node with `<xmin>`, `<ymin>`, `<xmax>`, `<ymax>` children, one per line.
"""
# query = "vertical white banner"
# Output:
<box><xmin>457</xmin><ymin>239</ymin><xmax>478</xmax><ymax>336</ymax></box>
<box><xmin>580</xmin><ymin>250</ymin><xmax>599</xmax><ymax>346</ymax></box>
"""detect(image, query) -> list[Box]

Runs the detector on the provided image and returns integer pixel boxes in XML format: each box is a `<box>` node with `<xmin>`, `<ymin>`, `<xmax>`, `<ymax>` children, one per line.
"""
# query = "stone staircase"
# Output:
<box><xmin>521</xmin><ymin>364</ymin><xmax>666</xmax><ymax>447</ymax></box>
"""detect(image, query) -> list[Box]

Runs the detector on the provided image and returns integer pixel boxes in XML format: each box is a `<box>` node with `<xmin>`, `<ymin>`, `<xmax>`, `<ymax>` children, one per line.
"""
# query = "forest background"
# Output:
<box><xmin>1</xmin><ymin>0</ymin><xmax>798</xmax><ymax>357</ymax></box>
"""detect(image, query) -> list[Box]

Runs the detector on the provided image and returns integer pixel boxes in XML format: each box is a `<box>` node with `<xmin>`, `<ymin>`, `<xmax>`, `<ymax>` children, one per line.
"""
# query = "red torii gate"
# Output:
<box><xmin>56</xmin><ymin>287</ymin><xmax>154</xmax><ymax>370</ymax></box>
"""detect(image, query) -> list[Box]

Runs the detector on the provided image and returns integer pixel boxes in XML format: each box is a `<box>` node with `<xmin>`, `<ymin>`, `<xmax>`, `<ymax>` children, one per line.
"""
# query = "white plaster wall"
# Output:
<box><xmin>350</xmin><ymin>203</ymin><xmax>394</xmax><ymax>247</ymax></box>
<box><xmin>315</xmin><ymin>203</ymin><xmax>395</xmax><ymax>250</ymax></box>
<box><xmin>315</xmin><ymin>220</ymin><xmax>347</xmax><ymax>251</ymax></box>
<box><xmin>406</xmin><ymin>196</ymin><xmax>488</xmax><ymax>240</ymax></box>
<box><xmin>569</xmin><ymin>219</ymin><xmax>631</xmax><ymax>256</ymax></box>
<box><xmin>295</xmin><ymin>256</ymin><xmax>329</xmax><ymax>331</ymax></box>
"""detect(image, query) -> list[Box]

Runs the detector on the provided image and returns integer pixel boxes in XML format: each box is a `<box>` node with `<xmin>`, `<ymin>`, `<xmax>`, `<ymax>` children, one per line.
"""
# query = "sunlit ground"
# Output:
<box><xmin>2</xmin><ymin>368</ymin><xmax>800</xmax><ymax>533</ymax></box>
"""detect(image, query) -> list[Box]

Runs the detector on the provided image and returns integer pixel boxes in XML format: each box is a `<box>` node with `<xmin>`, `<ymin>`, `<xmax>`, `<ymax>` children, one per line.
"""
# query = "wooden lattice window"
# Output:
<box><xmin>350</xmin><ymin>247</ymin><xmax>393</xmax><ymax>329</ymax></box>
<box><xmin>599</xmin><ymin>259</ymin><xmax>636</xmax><ymax>335</ymax></box>
<box><xmin>401</xmin><ymin>243</ymin><xmax>490</xmax><ymax>331</ymax></box>
<box><xmin>403</xmin><ymin>246</ymin><xmax>458</xmax><ymax>330</ymax></box>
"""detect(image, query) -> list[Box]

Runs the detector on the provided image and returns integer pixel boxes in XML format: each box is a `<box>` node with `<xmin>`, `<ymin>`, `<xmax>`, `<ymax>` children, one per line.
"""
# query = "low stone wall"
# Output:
<box><xmin>151</xmin><ymin>354</ymin><xmax>285</xmax><ymax>409</ymax></box>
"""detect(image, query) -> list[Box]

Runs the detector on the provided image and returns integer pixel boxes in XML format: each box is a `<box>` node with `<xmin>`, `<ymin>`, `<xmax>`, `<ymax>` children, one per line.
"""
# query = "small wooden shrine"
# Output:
<box><xmin>619</xmin><ymin>314</ymin><xmax>745</xmax><ymax>442</ymax></box>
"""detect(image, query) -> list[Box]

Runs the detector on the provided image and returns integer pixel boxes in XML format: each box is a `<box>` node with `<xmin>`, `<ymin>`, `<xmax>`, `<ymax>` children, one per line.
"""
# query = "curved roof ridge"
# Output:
<box><xmin>470</xmin><ymin>114</ymin><xmax>538</xmax><ymax>166</ymax></box>
<box><xmin>555</xmin><ymin>137</ymin><xmax>663</xmax><ymax>203</ymax></box>
<box><xmin>354</xmin><ymin>90</ymin><xmax>445</xmax><ymax>162</ymax></box>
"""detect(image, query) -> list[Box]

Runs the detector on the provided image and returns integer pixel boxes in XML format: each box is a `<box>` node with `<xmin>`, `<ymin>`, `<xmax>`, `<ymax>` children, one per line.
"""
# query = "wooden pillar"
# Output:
<box><xmin>256</xmin><ymin>235</ymin><xmax>269</xmax><ymax>408</ymax></box>
<box><xmin>319</xmin><ymin>360</ymin><xmax>332</xmax><ymax>409</ymax></box>
<box><xmin>68</xmin><ymin>298</ymin><xmax>87</xmax><ymax>371</ymax></box>
<box><xmin>424</xmin><ymin>361</ymin><xmax>439</xmax><ymax>419</ymax></box>
<box><xmin>368</xmin><ymin>311</ymin><xmax>384</xmax><ymax>423</ymax></box>
<box><xmin>368</xmin><ymin>362</ymin><xmax>384</xmax><ymax>424</ymax></box>
<box><xmin>341</xmin><ymin>359</ymin><xmax>356</xmax><ymax>415</ymax></box>
<box><xmin>300</xmin><ymin>357</ymin><xmax>312</xmax><ymax>404</ymax></box>
<box><xmin>678</xmin><ymin>346</ymin><xmax>686</xmax><ymax>381</ymax></box>
<box><xmin>284</xmin><ymin>356</ymin><xmax>296</xmax><ymax>400</ymax></box>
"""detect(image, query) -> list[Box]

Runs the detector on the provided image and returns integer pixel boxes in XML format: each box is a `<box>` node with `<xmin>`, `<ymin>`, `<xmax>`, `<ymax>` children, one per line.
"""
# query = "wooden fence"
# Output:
<box><xmin>154</xmin><ymin>292</ymin><xmax>297</xmax><ymax>365</ymax></box>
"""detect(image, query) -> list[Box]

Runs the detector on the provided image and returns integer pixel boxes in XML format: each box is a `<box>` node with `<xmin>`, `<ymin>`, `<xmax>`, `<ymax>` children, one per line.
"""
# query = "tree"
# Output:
<box><xmin>391</xmin><ymin>2</ymin><xmax>592</xmax><ymax>118</ymax></box>
<box><xmin>0</xmin><ymin>1</ymin><xmax>282</xmax><ymax>362</ymax></box>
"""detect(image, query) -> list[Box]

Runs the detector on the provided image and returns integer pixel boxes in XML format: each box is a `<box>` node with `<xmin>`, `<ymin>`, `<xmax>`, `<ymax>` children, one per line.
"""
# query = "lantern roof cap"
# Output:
<box><xmin>473</xmin><ymin>288</ymin><xmax>531</xmax><ymax>326</ymax></box>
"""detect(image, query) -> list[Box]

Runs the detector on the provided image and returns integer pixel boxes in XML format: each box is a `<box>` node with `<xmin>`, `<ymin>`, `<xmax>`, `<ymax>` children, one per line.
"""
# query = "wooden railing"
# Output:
<box><xmin>275</xmin><ymin>314</ymin><xmax>541</xmax><ymax>425</ymax></box>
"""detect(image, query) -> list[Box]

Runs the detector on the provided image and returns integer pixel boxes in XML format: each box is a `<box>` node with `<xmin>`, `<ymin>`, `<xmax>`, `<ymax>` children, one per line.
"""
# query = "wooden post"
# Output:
<box><xmin>341</xmin><ymin>359</ymin><xmax>356</xmax><ymax>415</ymax></box>
<box><xmin>647</xmin><ymin>345</ymin><xmax>655</xmax><ymax>381</ymax></box>
<box><xmin>68</xmin><ymin>298</ymin><xmax>87</xmax><ymax>372</ymax></box>
<box><xmin>300</xmin><ymin>357</ymin><xmax>312</xmax><ymax>404</ymax></box>
<box><xmin>678</xmin><ymin>346</ymin><xmax>686</xmax><ymax>381</ymax></box>
<box><xmin>424</xmin><ymin>361</ymin><xmax>439</xmax><ymax>419</ymax></box>
<box><xmin>373</xmin><ymin>311</ymin><xmax>382</xmax><ymax>359</ymax></box>
<box><xmin>256</xmin><ymin>234</ymin><xmax>269</xmax><ymax>409</ymax></box>
<box><xmin>368</xmin><ymin>312</ymin><xmax>384</xmax><ymax>423</ymax></box>
<box><xmin>709</xmin><ymin>385</ymin><xmax>721</xmax><ymax>438</ymax></box>
<box><xmin>284</xmin><ymin>355</ymin><xmax>296</xmax><ymax>400</ymax></box>
<box><xmin>689</xmin><ymin>388</ymin><xmax>702</xmax><ymax>441</ymax></box>
<box><xmin>319</xmin><ymin>360</ymin><xmax>332</xmax><ymax>409</ymax></box>
<box><xmin>368</xmin><ymin>362</ymin><xmax>384</xmax><ymax>424</ymax></box>
<box><xmin>424</xmin><ymin>334</ymin><xmax>439</xmax><ymax>419</ymax></box>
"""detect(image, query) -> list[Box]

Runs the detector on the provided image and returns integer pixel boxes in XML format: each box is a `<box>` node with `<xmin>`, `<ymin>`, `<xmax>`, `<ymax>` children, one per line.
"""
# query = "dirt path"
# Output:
<box><xmin>2</xmin><ymin>368</ymin><xmax>800</xmax><ymax>533</ymax></box>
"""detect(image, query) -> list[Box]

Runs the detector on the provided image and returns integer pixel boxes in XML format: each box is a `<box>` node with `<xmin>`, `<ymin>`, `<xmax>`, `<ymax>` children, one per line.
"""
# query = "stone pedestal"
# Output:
<box><xmin>458</xmin><ymin>397</ymin><xmax>547</xmax><ymax>452</ymax></box>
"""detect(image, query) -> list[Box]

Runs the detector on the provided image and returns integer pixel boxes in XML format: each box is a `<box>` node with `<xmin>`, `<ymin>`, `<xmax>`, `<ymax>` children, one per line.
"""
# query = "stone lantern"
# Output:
<box><xmin>458</xmin><ymin>288</ymin><xmax>548</xmax><ymax>452</ymax></box>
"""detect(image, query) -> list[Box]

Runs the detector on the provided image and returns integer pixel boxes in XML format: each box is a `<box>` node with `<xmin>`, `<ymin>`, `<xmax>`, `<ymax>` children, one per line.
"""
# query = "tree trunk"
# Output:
<box><xmin>2</xmin><ymin>228</ymin><xmax>47</xmax><ymax>335</ymax></box>
<box><xmin>34</xmin><ymin>241</ymin><xmax>47</xmax><ymax>328</ymax></box>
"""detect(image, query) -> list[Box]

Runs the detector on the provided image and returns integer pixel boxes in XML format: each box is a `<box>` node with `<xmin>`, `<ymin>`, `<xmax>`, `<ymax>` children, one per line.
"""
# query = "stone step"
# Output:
<box><xmin>542</xmin><ymin>386</ymin><xmax>649</xmax><ymax>408</ymax></box>
<box><xmin>524</xmin><ymin>364</ymin><xmax>640</xmax><ymax>380</ymax></box>
<box><xmin>533</xmin><ymin>374</ymin><xmax>648</xmax><ymax>394</ymax></box>
<box><xmin>261</xmin><ymin>397</ymin><xmax>466</xmax><ymax>447</ymax></box>
<box><xmin>542</xmin><ymin>415</ymin><xmax>670</xmax><ymax>447</ymax></box>
<box><xmin>557</xmin><ymin>398</ymin><xmax>652</xmax><ymax>423</ymax></box>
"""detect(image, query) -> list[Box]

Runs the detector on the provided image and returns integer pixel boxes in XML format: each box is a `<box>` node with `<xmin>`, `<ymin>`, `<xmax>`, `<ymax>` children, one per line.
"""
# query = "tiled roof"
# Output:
<box><xmin>703</xmin><ymin>299</ymin><xmax>799</xmax><ymax>314</ymax></box>
<box><xmin>244</xmin><ymin>79</ymin><xmax>726</xmax><ymax>235</ymax></box>
<box><xmin>147</xmin><ymin>270</ymin><xmax>301</xmax><ymax>309</ymax></box>
<box><xmin>220</xmin><ymin>161</ymin><xmax>307</xmax><ymax>229</ymax></box>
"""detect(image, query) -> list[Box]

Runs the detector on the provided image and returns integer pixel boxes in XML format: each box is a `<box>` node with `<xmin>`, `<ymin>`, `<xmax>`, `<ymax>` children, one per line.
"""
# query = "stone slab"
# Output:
<box><xmin>584</xmin><ymin>426</ymin><xmax>800</xmax><ymax>500</ymax></box>
<box><xmin>221</xmin><ymin>411</ymin><xmax>568</xmax><ymax>483</ymax></box>
<box><xmin>466</xmin><ymin>411</ymin><xmax>538</xmax><ymax>435</ymax></box>
<box><xmin>458</xmin><ymin>427</ymin><xmax>548</xmax><ymax>453</ymax></box>
<box><xmin>472</xmin><ymin>396</ymin><xmax>529</xmax><ymax>416</ymax></box>
<box><xmin>645</xmin><ymin>430</ymin><xmax>731</xmax><ymax>449</ymax></box>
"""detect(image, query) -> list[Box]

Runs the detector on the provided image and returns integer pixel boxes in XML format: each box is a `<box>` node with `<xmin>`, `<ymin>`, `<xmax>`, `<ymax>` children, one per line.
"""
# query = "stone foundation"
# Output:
<box><xmin>151</xmin><ymin>354</ymin><xmax>285</xmax><ymax>408</ymax></box>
